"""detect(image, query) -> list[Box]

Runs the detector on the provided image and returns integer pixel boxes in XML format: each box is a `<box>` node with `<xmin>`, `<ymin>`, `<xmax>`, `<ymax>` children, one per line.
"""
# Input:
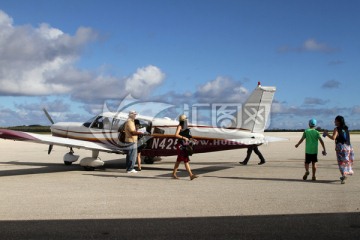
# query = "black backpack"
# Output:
<box><xmin>337</xmin><ymin>127</ymin><xmax>350</xmax><ymax>145</ymax></box>
<box><xmin>118</xmin><ymin>123</ymin><xmax>126</xmax><ymax>143</ymax></box>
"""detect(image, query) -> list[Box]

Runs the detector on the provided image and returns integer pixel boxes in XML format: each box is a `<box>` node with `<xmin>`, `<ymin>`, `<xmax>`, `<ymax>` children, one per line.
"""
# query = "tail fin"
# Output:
<box><xmin>242</xmin><ymin>83</ymin><xmax>276</xmax><ymax>132</ymax></box>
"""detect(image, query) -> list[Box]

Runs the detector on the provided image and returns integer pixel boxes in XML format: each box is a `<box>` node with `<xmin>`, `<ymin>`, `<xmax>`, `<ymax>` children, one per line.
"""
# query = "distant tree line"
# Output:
<box><xmin>266</xmin><ymin>128</ymin><xmax>360</xmax><ymax>133</ymax></box>
<box><xmin>5</xmin><ymin>125</ymin><xmax>51</xmax><ymax>133</ymax></box>
<box><xmin>1</xmin><ymin>125</ymin><xmax>359</xmax><ymax>134</ymax></box>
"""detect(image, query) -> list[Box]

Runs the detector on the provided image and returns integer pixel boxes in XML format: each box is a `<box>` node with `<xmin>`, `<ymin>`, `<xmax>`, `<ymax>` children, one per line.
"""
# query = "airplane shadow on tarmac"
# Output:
<box><xmin>0</xmin><ymin>157</ymin><xmax>233</xmax><ymax>179</ymax></box>
<box><xmin>0</xmin><ymin>212</ymin><xmax>359</xmax><ymax>240</ymax></box>
<box><xmin>86</xmin><ymin>165</ymin><xmax>233</xmax><ymax>180</ymax></box>
<box><xmin>0</xmin><ymin>161</ymin><xmax>83</xmax><ymax>177</ymax></box>
<box><xmin>0</xmin><ymin>159</ymin><xmax>339</xmax><ymax>184</ymax></box>
<box><xmin>205</xmin><ymin>176</ymin><xmax>339</xmax><ymax>184</ymax></box>
<box><xmin>0</xmin><ymin>158</ymin><xmax>128</xmax><ymax>177</ymax></box>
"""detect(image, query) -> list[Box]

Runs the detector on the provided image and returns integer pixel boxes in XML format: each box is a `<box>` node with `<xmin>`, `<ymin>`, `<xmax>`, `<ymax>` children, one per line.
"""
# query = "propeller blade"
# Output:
<box><xmin>43</xmin><ymin>108</ymin><xmax>55</xmax><ymax>124</ymax></box>
<box><xmin>48</xmin><ymin>145</ymin><xmax>53</xmax><ymax>155</ymax></box>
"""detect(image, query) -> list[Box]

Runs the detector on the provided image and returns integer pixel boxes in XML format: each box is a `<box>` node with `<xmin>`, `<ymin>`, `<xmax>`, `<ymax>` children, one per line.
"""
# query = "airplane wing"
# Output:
<box><xmin>0</xmin><ymin>129</ymin><xmax>120</xmax><ymax>153</ymax></box>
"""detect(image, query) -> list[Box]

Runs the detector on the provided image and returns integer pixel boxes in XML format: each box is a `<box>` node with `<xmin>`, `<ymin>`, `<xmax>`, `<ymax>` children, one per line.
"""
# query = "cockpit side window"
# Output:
<box><xmin>111</xmin><ymin>118</ymin><xmax>126</xmax><ymax>131</ymax></box>
<box><xmin>91</xmin><ymin>116</ymin><xmax>104</xmax><ymax>129</ymax></box>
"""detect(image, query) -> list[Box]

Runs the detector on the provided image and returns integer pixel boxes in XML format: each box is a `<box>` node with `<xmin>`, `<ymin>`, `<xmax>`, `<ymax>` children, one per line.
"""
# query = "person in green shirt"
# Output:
<box><xmin>295</xmin><ymin>119</ymin><xmax>326</xmax><ymax>181</ymax></box>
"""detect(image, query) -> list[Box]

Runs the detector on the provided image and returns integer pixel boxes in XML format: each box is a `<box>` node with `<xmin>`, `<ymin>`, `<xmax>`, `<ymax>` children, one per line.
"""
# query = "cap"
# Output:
<box><xmin>309</xmin><ymin>118</ymin><xmax>317</xmax><ymax>127</ymax></box>
<box><xmin>128</xmin><ymin>110</ymin><xmax>137</xmax><ymax>116</ymax></box>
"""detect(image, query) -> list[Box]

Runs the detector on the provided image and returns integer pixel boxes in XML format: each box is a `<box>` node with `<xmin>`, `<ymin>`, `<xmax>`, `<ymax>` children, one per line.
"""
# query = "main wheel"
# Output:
<box><xmin>83</xmin><ymin>166</ymin><xmax>95</xmax><ymax>171</ymax></box>
<box><xmin>144</xmin><ymin>157</ymin><xmax>154</xmax><ymax>164</ymax></box>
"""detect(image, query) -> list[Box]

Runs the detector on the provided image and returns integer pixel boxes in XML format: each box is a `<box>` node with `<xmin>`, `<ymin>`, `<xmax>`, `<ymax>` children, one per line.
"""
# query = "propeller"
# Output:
<box><xmin>43</xmin><ymin>108</ymin><xmax>55</xmax><ymax>124</ymax></box>
<box><xmin>48</xmin><ymin>145</ymin><xmax>53</xmax><ymax>155</ymax></box>
<box><xmin>43</xmin><ymin>108</ymin><xmax>54</xmax><ymax>154</ymax></box>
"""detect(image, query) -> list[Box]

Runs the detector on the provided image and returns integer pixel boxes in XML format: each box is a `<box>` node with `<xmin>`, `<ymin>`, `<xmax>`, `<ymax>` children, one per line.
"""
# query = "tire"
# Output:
<box><xmin>83</xmin><ymin>166</ymin><xmax>95</xmax><ymax>171</ymax></box>
<box><xmin>144</xmin><ymin>157</ymin><xmax>154</xmax><ymax>164</ymax></box>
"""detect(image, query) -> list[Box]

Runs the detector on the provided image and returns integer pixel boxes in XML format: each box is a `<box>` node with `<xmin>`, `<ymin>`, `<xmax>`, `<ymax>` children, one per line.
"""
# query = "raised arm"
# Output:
<box><xmin>319</xmin><ymin>137</ymin><xmax>326</xmax><ymax>154</ymax></box>
<box><xmin>324</xmin><ymin>128</ymin><xmax>338</xmax><ymax>141</ymax></box>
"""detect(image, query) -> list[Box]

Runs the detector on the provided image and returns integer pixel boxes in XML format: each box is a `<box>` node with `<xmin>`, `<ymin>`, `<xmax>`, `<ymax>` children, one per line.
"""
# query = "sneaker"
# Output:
<box><xmin>303</xmin><ymin>171</ymin><xmax>310</xmax><ymax>180</ymax></box>
<box><xmin>258</xmin><ymin>162</ymin><xmax>265</xmax><ymax>165</ymax></box>
<box><xmin>312</xmin><ymin>176</ymin><xmax>317</xmax><ymax>181</ymax></box>
<box><xmin>127</xmin><ymin>169</ymin><xmax>138</xmax><ymax>173</ymax></box>
<box><xmin>239</xmin><ymin>161</ymin><xmax>247</xmax><ymax>165</ymax></box>
<box><xmin>340</xmin><ymin>176</ymin><xmax>347</xmax><ymax>184</ymax></box>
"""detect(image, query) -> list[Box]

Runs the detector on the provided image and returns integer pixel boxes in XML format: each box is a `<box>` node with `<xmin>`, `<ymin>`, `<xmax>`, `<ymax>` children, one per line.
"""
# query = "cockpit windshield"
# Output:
<box><xmin>83</xmin><ymin>114</ymin><xmax>126</xmax><ymax>131</ymax></box>
<box><xmin>83</xmin><ymin>116</ymin><xmax>97</xmax><ymax>128</ymax></box>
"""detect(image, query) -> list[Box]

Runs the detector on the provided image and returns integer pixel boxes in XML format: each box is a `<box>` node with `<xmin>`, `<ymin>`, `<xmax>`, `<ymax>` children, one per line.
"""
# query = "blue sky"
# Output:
<box><xmin>0</xmin><ymin>0</ymin><xmax>359</xmax><ymax>129</ymax></box>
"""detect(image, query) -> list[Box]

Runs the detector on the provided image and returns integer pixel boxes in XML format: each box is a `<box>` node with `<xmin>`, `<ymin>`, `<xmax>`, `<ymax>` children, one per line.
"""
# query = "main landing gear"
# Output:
<box><xmin>62</xmin><ymin>148</ymin><xmax>105</xmax><ymax>170</ymax></box>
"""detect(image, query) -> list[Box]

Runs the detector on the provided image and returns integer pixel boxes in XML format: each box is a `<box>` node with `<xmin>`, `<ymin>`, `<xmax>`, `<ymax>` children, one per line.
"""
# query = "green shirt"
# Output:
<box><xmin>303</xmin><ymin>128</ymin><xmax>320</xmax><ymax>154</ymax></box>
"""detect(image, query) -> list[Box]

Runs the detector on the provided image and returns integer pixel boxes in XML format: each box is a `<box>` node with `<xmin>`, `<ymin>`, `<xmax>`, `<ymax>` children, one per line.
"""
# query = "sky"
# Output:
<box><xmin>0</xmin><ymin>0</ymin><xmax>359</xmax><ymax>130</ymax></box>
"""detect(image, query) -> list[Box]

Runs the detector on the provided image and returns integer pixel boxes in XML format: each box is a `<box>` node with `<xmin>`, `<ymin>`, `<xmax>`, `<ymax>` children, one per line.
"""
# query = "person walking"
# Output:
<box><xmin>172</xmin><ymin>114</ymin><xmax>198</xmax><ymax>180</ymax></box>
<box><xmin>324</xmin><ymin>115</ymin><xmax>354</xmax><ymax>184</ymax></box>
<box><xmin>295</xmin><ymin>118</ymin><xmax>326</xmax><ymax>181</ymax></box>
<box><xmin>239</xmin><ymin>145</ymin><xmax>266</xmax><ymax>165</ymax></box>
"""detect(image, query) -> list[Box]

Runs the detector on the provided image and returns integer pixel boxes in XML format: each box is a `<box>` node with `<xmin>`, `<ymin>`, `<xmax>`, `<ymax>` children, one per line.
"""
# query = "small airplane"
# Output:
<box><xmin>0</xmin><ymin>82</ymin><xmax>279</xmax><ymax>170</ymax></box>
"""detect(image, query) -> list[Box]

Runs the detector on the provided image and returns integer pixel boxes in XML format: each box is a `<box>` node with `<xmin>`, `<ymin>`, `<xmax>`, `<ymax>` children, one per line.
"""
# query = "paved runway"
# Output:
<box><xmin>0</xmin><ymin>132</ymin><xmax>359</xmax><ymax>239</ymax></box>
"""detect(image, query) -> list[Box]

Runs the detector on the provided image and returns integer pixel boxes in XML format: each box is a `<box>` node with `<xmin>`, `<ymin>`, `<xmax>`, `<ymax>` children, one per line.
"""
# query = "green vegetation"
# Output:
<box><xmin>1</xmin><ymin>125</ymin><xmax>359</xmax><ymax>134</ymax></box>
<box><xmin>5</xmin><ymin>125</ymin><xmax>51</xmax><ymax>133</ymax></box>
<box><xmin>266</xmin><ymin>129</ymin><xmax>360</xmax><ymax>133</ymax></box>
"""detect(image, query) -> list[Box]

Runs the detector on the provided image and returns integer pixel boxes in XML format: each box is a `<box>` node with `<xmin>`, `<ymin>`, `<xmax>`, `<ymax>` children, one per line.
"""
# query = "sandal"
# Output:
<box><xmin>303</xmin><ymin>171</ymin><xmax>310</xmax><ymax>180</ymax></box>
<box><xmin>190</xmin><ymin>175</ymin><xmax>198</xmax><ymax>180</ymax></box>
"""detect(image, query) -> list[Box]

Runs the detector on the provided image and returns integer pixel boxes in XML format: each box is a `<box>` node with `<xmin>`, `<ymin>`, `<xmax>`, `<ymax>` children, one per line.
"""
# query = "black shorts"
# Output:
<box><xmin>305</xmin><ymin>153</ymin><xmax>318</xmax><ymax>164</ymax></box>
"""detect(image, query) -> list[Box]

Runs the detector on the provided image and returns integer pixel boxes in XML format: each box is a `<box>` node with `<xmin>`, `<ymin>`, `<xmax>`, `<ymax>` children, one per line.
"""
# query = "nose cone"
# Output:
<box><xmin>50</xmin><ymin>122</ymin><xmax>83</xmax><ymax>136</ymax></box>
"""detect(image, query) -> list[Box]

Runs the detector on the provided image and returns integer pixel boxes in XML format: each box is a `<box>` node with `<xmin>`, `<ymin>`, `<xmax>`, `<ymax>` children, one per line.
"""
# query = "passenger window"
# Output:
<box><xmin>103</xmin><ymin>117</ymin><xmax>111</xmax><ymax>130</ymax></box>
<box><xmin>111</xmin><ymin>118</ymin><xmax>126</xmax><ymax>131</ymax></box>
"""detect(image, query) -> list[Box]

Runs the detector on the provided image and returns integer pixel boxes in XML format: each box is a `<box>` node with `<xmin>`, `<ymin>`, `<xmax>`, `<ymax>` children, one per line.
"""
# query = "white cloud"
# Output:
<box><xmin>0</xmin><ymin>98</ymin><xmax>89</xmax><ymax>126</ymax></box>
<box><xmin>0</xmin><ymin>10</ymin><xmax>12</xmax><ymax>27</ymax></box>
<box><xmin>125</xmin><ymin>65</ymin><xmax>165</xmax><ymax>98</ymax></box>
<box><xmin>195</xmin><ymin>76</ymin><xmax>248</xmax><ymax>103</ymax></box>
<box><xmin>278</xmin><ymin>38</ymin><xmax>336</xmax><ymax>53</ymax></box>
<box><xmin>302</xmin><ymin>39</ymin><xmax>331</xmax><ymax>52</ymax></box>
<box><xmin>0</xmin><ymin>10</ymin><xmax>168</xmax><ymax>106</ymax></box>
<box><xmin>322</xmin><ymin>80</ymin><xmax>340</xmax><ymax>89</ymax></box>
<box><xmin>352</xmin><ymin>106</ymin><xmax>360</xmax><ymax>114</ymax></box>
<box><xmin>36</xmin><ymin>23</ymin><xmax>63</xmax><ymax>40</ymax></box>
<box><xmin>0</xmin><ymin>10</ymin><xmax>98</xmax><ymax>96</ymax></box>
<box><xmin>303</xmin><ymin>97</ymin><xmax>329</xmax><ymax>105</ymax></box>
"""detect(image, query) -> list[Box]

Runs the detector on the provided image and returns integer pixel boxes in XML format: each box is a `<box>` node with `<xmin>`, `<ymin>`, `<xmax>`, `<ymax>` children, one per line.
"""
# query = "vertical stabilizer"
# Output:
<box><xmin>242</xmin><ymin>83</ymin><xmax>276</xmax><ymax>132</ymax></box>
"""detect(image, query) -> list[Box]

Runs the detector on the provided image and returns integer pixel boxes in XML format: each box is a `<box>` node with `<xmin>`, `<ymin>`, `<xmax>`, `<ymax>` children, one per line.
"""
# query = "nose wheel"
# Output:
<box><xmin>63</xmin><ymin>147</ymin><xmax>79</xmax><ymax>165</ymax></box>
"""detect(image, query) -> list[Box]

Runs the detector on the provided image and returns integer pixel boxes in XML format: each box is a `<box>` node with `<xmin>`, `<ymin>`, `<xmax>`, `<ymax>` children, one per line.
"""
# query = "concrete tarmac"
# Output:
<box><xmin>0</xmin><ymin>132</ymin><xmax>359</xmax><ymax>239</ymax></box>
